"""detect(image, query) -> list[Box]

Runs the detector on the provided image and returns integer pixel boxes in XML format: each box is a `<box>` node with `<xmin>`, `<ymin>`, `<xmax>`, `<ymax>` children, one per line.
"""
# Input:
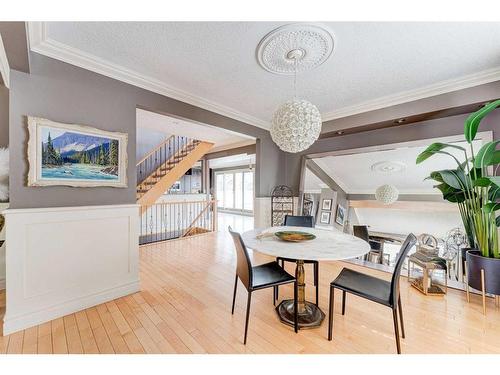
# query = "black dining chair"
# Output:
<box><xmin>327</xmin><ymin>233</ymin><xmax>417</xmax><ymax>354</ymax></box>
<box><xmin>275</xmin><ymin>215</ymin><xmax>319</xmax><ymax>305</ymax></box>
<box><xmin>353</xmin><ymin>225</ymin><xmax>385</xmax><ymax>264</ymax></box>
<box><xmin>228</xmin><ymin>226</ymin><xmax>298</xmax><ymax>344</ymax></box>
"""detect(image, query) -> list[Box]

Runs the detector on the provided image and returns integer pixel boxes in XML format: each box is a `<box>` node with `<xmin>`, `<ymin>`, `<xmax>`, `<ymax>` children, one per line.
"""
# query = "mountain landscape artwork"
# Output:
<box><xmin>28</xmin><ymin>117</ymin><xmax>128</xmax><ymax>187</ymax></box>
<box><xmin>41</xmin><ymin>128</ymin><xmax>119</xmax><ymax>180</ymax></box>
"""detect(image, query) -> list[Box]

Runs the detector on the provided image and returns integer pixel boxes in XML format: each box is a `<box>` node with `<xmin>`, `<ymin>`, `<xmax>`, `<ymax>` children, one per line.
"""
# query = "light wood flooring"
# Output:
<box><xmin>1</xmin><ymin>230</ymin><xmax>500</xmax><ymax>354</ymax></box>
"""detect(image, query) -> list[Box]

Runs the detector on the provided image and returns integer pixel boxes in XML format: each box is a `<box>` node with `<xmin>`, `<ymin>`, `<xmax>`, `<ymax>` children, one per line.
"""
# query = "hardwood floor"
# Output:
<box><xmin>1</xmin><ymin>229</ymin><xmax>500</xmax><ymax>354</ymax></box>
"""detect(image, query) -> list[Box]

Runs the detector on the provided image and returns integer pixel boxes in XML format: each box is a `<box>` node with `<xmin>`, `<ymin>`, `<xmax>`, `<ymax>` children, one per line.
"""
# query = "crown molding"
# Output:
<box><xmin>321</xmin><ymin>66</ymin><xmax>500</xmax><ymax>122</ymax></box>
<box><xmin>27</xmin><ymin>22</ymin><xmax>270</xmax><ymax>131</ymax></box>
<box><xmin>0</xmin><ymin>33</ymin><xmax>10</xmax><ymax>88</ymax></box>
<box><xmin>28</xmin><ymin>22</ymin><xmax>500</xmax><ymax>130</ymax></box>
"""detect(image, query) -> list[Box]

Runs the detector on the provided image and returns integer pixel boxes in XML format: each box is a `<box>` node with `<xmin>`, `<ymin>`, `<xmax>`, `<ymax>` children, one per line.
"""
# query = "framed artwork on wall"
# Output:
<box><xmin>27</xmin><ymin>117</ymin><xmax>128</xmax><ymax>187</ymax></box>
<box><xmin>322</xmin><ymin>198</ymin><xmax>332</xmax><ymax>211</ymax></box>
<box><xmin>336</xmin><ymin>204</ymin><xmax>346</xmax><ymax>226</ymax></box>
<box><xmin>320</xmin><ymin>211</ymin><xmax>331</xmax><ymax>224</ymax></box>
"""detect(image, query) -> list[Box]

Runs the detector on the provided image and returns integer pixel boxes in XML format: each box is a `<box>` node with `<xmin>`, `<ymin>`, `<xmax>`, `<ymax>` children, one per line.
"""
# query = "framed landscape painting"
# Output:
<box><xmin>27</xmin><ymin>117</ymin><xmax>128</xmax><ymax>187</ymax></box>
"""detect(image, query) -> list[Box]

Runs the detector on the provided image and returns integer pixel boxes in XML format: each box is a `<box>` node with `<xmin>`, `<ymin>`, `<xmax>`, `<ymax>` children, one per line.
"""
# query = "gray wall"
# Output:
<box><xmin>9</xmin><ymin>53</ymin><xmax>285</xmax><ymax>209</ymax></box>
<box><xmin>286</xmin><ymin>111</ymin><xmax>500</xmax><ymax>193</ymax></box>
<box><xmin>136</xmin><ymin>127</ymin><xmax>170</xmax><ymax>161</ymax></box>
<box><xmin>0</xmin><ymin>85</ymin><xmax>7</xmax><ymax>148</ymax></box>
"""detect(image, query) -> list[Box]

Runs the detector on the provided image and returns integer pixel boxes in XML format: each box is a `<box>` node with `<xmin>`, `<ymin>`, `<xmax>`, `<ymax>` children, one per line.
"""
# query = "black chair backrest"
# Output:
<box><xmin>353</xmin><ymin>225</ymin><xmax>370</xmax><ymax>242</ymax></box>
<box><xmin>284</xmin><ymin>215</ymin><xmax>314</xmax><ymax>228</ymax></box>
<box><xmin>390</xmin><ymin>233</ymin><xmax>417</xmax><ymax>303</ymax></box>
<box><xmin>228</xmin><ymin>226</ymin><xmax>253</xmax><ymax>290</ymax></box>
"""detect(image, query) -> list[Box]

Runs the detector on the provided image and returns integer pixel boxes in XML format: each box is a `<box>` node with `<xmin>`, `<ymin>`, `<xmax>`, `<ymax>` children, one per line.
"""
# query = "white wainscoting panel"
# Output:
<box><xmin>2</xmin><ymin>204</ymin><xmax>140</xmax><ymax>335</ymax></box>
<box><xmin>254</xmin><ymin>197</ymin><xmax>298</xmax><ymax>228</ymax></box>
<box><xmin>0</xmin><ymin>203</ymin><xmax>8</xmax><ymax>290</ymax></box>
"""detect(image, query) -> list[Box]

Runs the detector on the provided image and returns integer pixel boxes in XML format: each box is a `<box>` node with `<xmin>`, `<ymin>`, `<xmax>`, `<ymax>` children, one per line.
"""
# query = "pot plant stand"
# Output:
<box><xmin>465</xmin><ymin>250</ymin><xmax>500</xmax><ymax>315</ymax></box>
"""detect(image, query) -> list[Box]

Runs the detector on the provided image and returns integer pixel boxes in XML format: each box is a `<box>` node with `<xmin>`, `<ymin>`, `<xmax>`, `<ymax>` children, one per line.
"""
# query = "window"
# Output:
<box><xmin>224</xmin><ymin>173</ymin><xmax>234</xmax><ymax>209</ymax></box>
<box><xmin>243</xmin><ymin>172</ymin><xmax>253</xmax><ymax>211</ymax></box>
<box><xmin>215</xmin><ymin>169</ymin><xmax>254</xmax><ymax>213</ymax></box>
<box><xmin>235</xmin><ymin>172</ymin><xmax>243</xmax><ymax>209</ymax></box>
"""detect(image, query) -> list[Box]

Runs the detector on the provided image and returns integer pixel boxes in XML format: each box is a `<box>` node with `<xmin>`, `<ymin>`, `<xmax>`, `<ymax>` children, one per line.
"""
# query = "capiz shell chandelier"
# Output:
<box><xmin>375</xmin><ymin>184</ymin><xmax>399</xmax><ymax>205</ymax></box>
<box><xmin>257</xmin><ymin>24</ymin><xmax>334</xmax><ymax>153</ymax></box>
<box><xmin>271</xmin><ymin>99</ymin><xmax>322</xmax><ymax>153</ymax></box>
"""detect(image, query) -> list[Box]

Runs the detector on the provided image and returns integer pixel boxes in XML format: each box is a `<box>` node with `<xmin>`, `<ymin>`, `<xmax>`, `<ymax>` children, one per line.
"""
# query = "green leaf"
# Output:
<box><xmin>483</xmin><ymin>203</ymin><xmax>500</xmax><ymax>213</ymax></box>
<box><xmin>487</xmin><ymin>176</ymin><xmax>500</xmax><ymax>189</ymax></box>
<box><xmin>436</xmin><ymin>169</ymin><xmax>467</xmax><ymax>190</ymax></box>
<box><xmin>490</xmin><ymin>185</ymin><xmax>500</xmax><ymax>202</ymax></box>
<box><xmin>473</xmin><ymin>141</ymin><xmax>500</xmax><ymax>168</ymax></box>
<box><xmin>473</xmin><ymin>177</ymin><xmax>491</xmax><ymax>187</ymax></box>
<box><xmin>435</xmin><ymin>183</ymin><xmax>466</xmax><ymax>203</ymax></box>
<box><xmin>464</xmin><ymin>99</ymin><xmax>500</xmax><ymax>143</ymax></box>
<box><xmin>416</xmin><ymin>143</ymin><xmax>465</xmax><ymax>164</ymax></box>
<box><xmin>425</xmin><ymin>171</ymin><xmax>444</xmax><ymax>183</ymax></box>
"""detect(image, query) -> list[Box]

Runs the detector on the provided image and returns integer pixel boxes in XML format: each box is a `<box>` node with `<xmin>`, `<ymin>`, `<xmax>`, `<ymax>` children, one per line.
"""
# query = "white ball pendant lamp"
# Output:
<box><xmin>375</xmin><ymin>184</ymin><xmax>399</xmax><ymax>205</ymax></box>
<box><xmin>257</xmin><ymin>24</ymin><xmax>334</xmax><ymax>153</ymax></box>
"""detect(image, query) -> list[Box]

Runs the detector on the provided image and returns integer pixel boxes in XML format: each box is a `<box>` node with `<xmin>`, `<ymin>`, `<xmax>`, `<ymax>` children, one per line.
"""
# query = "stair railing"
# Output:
<box><xmin>139</xmin><ymin>199</ymin><xmax>216</xmax><ymax>245</ymax></box>
<box><xmin>136</xmin><ymin>135</ymin><xmax>200</xmax><ymax>198</ymax></box>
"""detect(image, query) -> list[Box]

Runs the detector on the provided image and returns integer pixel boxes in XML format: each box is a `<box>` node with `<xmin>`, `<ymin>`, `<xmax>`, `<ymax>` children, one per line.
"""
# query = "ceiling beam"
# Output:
<box><xmin>0</xmin><ymin>33</ymin><xmax>9</xmax><ymax>88</ymax></box>
<box><xmin>0</xmin><ymin>22</ymin><xmax>30</xmax><ymax>74</ymax></box>
<box><xmin>349</xmin><ymin>200</ymin><xmax>458</xmax><ymax>212</ymax></box>
<box><xmin>321</xmin><ymin>81</ymin><xmax>500</xmax><ymax>137</ymax></box>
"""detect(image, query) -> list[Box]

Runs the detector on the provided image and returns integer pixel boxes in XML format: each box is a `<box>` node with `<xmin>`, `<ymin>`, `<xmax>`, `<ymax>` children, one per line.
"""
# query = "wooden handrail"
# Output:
<box><xmin>182</xmin><ymin>200</ymin><xmax>215</xmax><ymax>237</ymax></box>
<box><xmin>137</xmin><ymin>139</ymin><xmax>199</xmax><ymax>190</ymax></box>
<box><xmin>143</xmin><ymin>199</ymin><xmax>216</xmax><ymax>207</ymax></box>
<box><xmin>136</xmin><ymin>135</ymin><xmax>175</xmax><ymax>167</ymax></box>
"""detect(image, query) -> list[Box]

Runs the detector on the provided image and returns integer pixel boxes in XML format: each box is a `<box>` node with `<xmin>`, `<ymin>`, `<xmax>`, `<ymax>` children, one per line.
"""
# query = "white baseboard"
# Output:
<box><xmin>2</xmin><ymin>204</ymin><xmax>140</xmax><ymax>335</ymax></box>
<box><xmin>2</xmin><ymin>280</ymin><xmax>139</xmax><ymax>336</ymax></box>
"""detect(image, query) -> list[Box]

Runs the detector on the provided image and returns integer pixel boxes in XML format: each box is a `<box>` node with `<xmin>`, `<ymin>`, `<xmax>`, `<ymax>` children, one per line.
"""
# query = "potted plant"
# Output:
<box><xmin>416</xmin><ymin>100</ymin><xmax>500</xmax><ymax>301</ymax></box>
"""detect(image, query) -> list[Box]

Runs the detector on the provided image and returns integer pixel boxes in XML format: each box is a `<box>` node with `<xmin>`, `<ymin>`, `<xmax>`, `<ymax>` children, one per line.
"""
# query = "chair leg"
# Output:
<box><xmin>392</xmin><ymin>308</ymin><xmax>401</xmax><ymax>354</ymax></box>
<box><xmin>294</xmin><ymin>281</ymin><xmax>298</xmax><ymax>333</ymax></box>
<box><xmin>398</xmin><ymin>296</ymin><xmax>405</xmax><ymax>339</ymax></box>
<box><xmin>231</xmin><ymin>275</ymin><xmax>238</xmax><ymax>315</ymax></box>
<box><xmin>244</xmin><ymin>291</ymin><xmax>252</xmax><ymax>345</ymax></box>
<box><xmin>273</xmin><ymin>286</ymin><xmax>277</xmax><ymax>306</ymax></box>
<box><xmin>328</xmin><ymin>286</ymin><xmax>334</xmax><ymax>341</ymax></box>
<box><xmin>314</xmin><ymin>262</ymin><xmax>319</xmax><ymax>306</ymax></box>
<box><xmin>341</xmin><ymin>290</ymin><xmax>346</xmax><ymax>315</ymax></box>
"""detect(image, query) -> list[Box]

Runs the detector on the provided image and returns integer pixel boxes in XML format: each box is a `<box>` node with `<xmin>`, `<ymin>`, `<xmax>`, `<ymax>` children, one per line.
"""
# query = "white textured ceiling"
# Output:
<box><xmin>30</xmin><ymin>22</ymin><xmax>500</xmax><ymax>129</ymax></box>
<box><xmin>312</xmin><ymin>136</ymin><xmax>486</xmax><ymax>195</ymax></box>
<box><xmin>304</xmin><ymin>168</ymin><xmax>328</xmax><ymax>193</ymax></box>
<box><xmin>209</xmin><ymin>154</ymin><xmax>256</xmax><ymax>169</ymax></box>
<box><xmin>137</xmin><ymin>109</ymin><xmax>254</xmax><ymax>152</ymax></box>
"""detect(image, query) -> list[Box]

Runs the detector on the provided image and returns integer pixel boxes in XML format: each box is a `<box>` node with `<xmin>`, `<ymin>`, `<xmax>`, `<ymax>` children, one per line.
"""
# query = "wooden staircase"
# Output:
<box><xmin>136</xmin><ymin>135</ymin><xmax>213</xmax><ymax>208</ymax></box>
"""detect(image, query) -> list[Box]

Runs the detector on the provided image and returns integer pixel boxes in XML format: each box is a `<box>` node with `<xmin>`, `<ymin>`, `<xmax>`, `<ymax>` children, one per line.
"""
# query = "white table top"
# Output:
<box><xmin>241</xmin><ymin>226</ymin><xmax>371</xmax><ymax>261</ymax></box>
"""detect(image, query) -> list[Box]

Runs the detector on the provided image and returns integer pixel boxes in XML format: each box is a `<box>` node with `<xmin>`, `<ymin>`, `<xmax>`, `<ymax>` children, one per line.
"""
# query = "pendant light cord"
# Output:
<box><xmin>293</xmin><ymin>57</ymin><xmax>298</xmax><ymax>100</ymax></box>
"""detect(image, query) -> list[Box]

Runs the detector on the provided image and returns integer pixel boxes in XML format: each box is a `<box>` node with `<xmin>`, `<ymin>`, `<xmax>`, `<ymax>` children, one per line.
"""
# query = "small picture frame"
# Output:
<box><xmin>320</xmin><ymin>211</ymin><xmax>331</xmax><ymax>224</ymax></box>
<box><xmin>322</xmin><ymin>199</ymin><xmax>332</xmax><ymax>211</ymax></box>
<box><xmin>335</xmin><ymin>204</ymin><xmax>346</xmax><ymax>226</ymax></box>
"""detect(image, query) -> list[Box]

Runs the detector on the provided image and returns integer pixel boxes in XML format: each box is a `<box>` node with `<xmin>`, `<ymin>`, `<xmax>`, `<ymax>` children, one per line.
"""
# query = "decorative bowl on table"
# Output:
<box><xmin>274</xmin><ymin>231</ymin><xmax>316</xmax><ymax>242</ymax></box>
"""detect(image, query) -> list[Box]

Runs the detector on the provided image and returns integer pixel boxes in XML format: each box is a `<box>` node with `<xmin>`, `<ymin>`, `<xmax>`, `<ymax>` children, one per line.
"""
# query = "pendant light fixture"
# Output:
<box><xmin>257</xmin><ymin>24</ymin><xmax>334</xmax><ymax>153</ymax></box>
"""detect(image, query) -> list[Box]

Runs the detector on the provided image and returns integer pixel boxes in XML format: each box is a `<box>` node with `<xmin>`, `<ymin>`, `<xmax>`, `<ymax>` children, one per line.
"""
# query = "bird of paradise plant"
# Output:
<box><xmin>416</xmin><ymin>100</ymin><xmax>500</xmax><ymax>259</ymax></box>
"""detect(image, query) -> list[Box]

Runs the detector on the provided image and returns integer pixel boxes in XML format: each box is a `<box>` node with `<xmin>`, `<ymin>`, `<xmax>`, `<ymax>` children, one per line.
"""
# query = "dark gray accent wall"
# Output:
<box><xmin>286</xmin><ymin>111</ymin><xmax>500</xmax><ymax>194</ymax></box>
<box><xmin>0</xmin><ymin>85</ymin><xmax>7</xmax><ymax>148</ymax></box>
<box><xmin>321</xmin><ymin>80</ymin><xmax>500</xmax><ymax>134</ymax></box>
<box><xmin>9</xmin><ymin>53</ymin><xmax>284</xmax><ymax>209</ymax></box>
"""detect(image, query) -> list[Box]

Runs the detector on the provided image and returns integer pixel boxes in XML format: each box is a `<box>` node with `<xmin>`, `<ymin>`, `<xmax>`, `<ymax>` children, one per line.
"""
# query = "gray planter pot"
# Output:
<box><xmin>466</xmin><ymin>250</ymin><xmax>500</xmax><ymax>295</ymax></box>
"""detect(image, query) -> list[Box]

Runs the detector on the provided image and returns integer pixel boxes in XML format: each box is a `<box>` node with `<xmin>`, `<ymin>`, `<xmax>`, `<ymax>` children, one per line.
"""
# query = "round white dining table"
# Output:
<box><xmin>241</xmin><ymin>226</ymin><xmax>370</xmax><ymax>329</ymax></box>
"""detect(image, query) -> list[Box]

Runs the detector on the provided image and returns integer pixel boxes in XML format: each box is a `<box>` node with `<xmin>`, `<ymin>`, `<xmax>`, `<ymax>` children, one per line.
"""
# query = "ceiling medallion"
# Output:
<box><xmin>370</xmin><ymin>161</ymin><xmax>407</xmax><ymax>174</ymax></box>
<box><xmin>257</xmin><ymin>23</ymin><xmax>334</xmax><ymax>75</ymax></box>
